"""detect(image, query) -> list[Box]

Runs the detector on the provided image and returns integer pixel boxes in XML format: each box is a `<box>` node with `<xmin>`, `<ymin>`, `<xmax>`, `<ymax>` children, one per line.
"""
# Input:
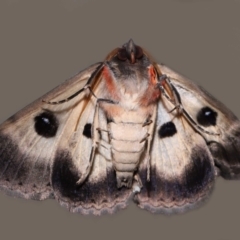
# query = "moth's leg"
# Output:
<box><xmin>43</xmin><ymin>63</ymin><xmax>105</xmax><ymax>105</ymax></box>
<box><xmin>159</xmin><ymin>75</ymin><xmax>183</xmax><ymax>113</ymax></box>
<box><xmin>96</xmin><ymin>128</ymin><xmax>111</xmax><ymax>149</ymax></box>
<box><xmin>76</xmin><ymin>98</ymin><xmax>118</xmax><ymax>185</ymax></box>
<box><xmin>140</xmin><ymin>105</ymin><xmax>158</xmax><ymax>181</ymax></box>
<box><xmin>159</xmin><ymin>75</ymin><xmax>219</xmax><ymax>136</ymax></box>
<box><xmin>76</xmin><ymin>100</ymin><xmax>101</xmax><ymax>185</ymax></box>
<box><xmin>96</xmin><ymin>128</ymin><xmax>112</xmax><ymax>161</ymax></box>
<box><xmin>94</xmin><ymin>98</ymin><xmax>118</xmax><ymax>161</ymax></box>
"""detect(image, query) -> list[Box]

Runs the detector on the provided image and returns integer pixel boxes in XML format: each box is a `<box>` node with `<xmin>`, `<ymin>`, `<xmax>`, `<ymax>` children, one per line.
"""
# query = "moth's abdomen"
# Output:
<box><xmin>108</xmin><ymin>122</ymin><xmax>147</xmax><ymax>188</ymax></box>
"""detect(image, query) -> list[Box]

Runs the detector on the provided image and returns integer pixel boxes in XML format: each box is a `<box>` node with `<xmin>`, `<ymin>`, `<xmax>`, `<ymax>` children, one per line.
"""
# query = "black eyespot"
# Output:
<box><xmin>34</xmin><ymin>111</ymin><xmax>58</xmax><ymax>138</ymax></box>
<box><xmin>158</xmin><ymin>121</ymin><xmax>177</xmax><ymax>138</ymax></box>
<box><xmin>107</xmin><ymin>117</ymin><xmax>113</xmax><ymax>124</ymax></box>
<box><xmin>83</xmin><ymin>123</ymin><xmax>92</xmax><ymax>138</ymax></box>
<box><xmin>197</xmin><ymin>107</ymin><xmax>217</xmax><ymax>127</ymax></box>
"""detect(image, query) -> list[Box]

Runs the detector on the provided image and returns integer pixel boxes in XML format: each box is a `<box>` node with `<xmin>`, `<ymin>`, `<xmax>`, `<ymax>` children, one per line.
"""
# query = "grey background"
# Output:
<box><xmin>0</xmin><ymin>0</ymin><xmax>239</xmax><ymax>239</ymax></box>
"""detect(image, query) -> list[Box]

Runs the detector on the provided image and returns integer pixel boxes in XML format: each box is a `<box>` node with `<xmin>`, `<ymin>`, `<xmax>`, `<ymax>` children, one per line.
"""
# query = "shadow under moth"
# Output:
<box><xmin>0</xmin><ymin>39</ymin><xmax>239</xmax><ymax>215</ymax></box>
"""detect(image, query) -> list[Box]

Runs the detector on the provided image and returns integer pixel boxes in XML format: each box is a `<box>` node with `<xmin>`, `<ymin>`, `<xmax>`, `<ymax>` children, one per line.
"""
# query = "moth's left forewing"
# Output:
<box><xmin>0</xmin><ymin>63</ymin><xmax>100</xmax><ymax>200</ymax></box>
<box><xmin>159</xmin><ymin>64</ymin><xmax>240</xmax><ymax>180</ymax></box>
<box><xmin>0</xmin><ymin>60</ymin><xmax>133</xmax><ymax>215</ymax></box>
<box><xmin>51</xmin><ymin>93</ymin><xmax>132</xmax><ymax>215</ymax></box>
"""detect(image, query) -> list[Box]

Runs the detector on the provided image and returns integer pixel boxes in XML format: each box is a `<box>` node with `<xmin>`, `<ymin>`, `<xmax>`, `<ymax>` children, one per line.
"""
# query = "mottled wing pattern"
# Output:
<box><xmin>0</xmin><ymin>63</ymin><xmax>99</xmax><ymax>200</ymax></box>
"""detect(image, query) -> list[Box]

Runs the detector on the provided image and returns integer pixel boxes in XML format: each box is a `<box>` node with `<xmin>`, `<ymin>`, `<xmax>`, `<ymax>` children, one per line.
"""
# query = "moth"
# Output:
<box><xmin>0</xmin><ymin>39</ymin><xmax>239</xmax><ymax>215</ymax></box>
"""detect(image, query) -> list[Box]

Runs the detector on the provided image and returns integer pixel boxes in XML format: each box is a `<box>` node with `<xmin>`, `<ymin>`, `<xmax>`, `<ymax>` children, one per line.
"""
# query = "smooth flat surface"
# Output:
<box><xmin>0</xmin><ymin>1</ymin><xmax>239</xmax><ymax>240</ymax></box>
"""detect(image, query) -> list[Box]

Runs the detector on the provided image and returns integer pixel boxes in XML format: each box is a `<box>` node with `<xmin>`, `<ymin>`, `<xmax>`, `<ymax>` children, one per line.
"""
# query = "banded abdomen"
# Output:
<box><xmin>109</xmin><ymin>121</ymin><xmax>148</xmax><ymax>187</ymax></box>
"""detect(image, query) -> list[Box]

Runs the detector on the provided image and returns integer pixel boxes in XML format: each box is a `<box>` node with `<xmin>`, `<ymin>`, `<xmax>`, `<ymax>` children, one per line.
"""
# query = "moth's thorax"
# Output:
<box><xmin>100</xmin><ymin>64</ymin><xmax>157</xmax><ymax>124</ymax></box>
<box><xmin>102</xmin><ymin>56</ymin><xmax>161</xmax><ymax>109</ymax></box>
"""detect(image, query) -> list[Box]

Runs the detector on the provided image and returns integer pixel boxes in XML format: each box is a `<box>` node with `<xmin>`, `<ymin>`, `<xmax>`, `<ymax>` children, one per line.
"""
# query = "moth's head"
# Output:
<box><xmin>116</xmin><ymin>39</ymin><xmax>143</xmax><ymax>64</ymax></box>
<box><xmin>105</xmin><ymin>39</ymin><xmax>144</xmax><ymax>64</ymax></box>
<box><xmin>103</xmin><ymin>39</ymin><xmax>161</xmax><ymax>104</ymax></box>
<box><xmin>105</xmin><ymin>39</ymin><xmax>160</xmax><ymax>80</ymax></box>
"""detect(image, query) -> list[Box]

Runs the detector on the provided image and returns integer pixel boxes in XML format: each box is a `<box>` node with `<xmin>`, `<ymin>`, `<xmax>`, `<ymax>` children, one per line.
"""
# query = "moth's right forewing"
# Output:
<box><xmin>160</xmin><ymin>64</ymin><xmax>240</xmax><ymax>180</ymax></box>
<box><xmin>0</xmin><ymin>63</ymin><xmax>100</xmax><ymax>200</ymax></box>
<box><xmin>136</xmin><ymin>98</ymin><xmax>216</xmax><ymax>214</ymax></box>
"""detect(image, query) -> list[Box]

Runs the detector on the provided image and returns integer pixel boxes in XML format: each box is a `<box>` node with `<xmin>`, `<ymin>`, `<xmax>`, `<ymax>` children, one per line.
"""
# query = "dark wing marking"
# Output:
<box><xmin>159</xmin><ymin>64</ymin><xmax>240</xmax><ymax>180</ymax></box>
<box><xmin>0</xmin><ymin>63</ymin><xmax>100</xmax><ymax>200</ymax></box>
<box><xmin>135</xmin><ymin>88</ymin><xmax>216</xmax><ymax>214</ymax></box>
<box><xmin>51</xmin><ymin>103</ymin><xmax>132</xmax><ymax>215</ymax></box>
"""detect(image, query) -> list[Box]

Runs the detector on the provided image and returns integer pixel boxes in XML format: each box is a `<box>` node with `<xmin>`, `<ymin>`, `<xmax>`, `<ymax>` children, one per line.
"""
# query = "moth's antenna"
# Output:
<box><xmin>42</xmin><ymin>63</ymin><xmax>104</xmax><ymax>105</ymax></box>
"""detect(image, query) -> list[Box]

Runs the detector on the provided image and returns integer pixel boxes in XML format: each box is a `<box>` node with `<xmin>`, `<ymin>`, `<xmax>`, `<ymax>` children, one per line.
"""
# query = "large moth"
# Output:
<box><xmin>0</xmin><ymin>39</ymin><xmax>239</xmax><ymax>215</ymax></box>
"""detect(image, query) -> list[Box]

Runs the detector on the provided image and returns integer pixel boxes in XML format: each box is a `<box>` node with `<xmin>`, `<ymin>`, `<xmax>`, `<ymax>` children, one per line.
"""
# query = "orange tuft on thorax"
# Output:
<box><xmin>140</xmin><ymin>66</ymin><xmax>161</xmax><ymax>106</ymax></box>
<box><xmin>102</xmin><ymin>66</ymin><xmax>120</xmax><ymax>100</ymax></box>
